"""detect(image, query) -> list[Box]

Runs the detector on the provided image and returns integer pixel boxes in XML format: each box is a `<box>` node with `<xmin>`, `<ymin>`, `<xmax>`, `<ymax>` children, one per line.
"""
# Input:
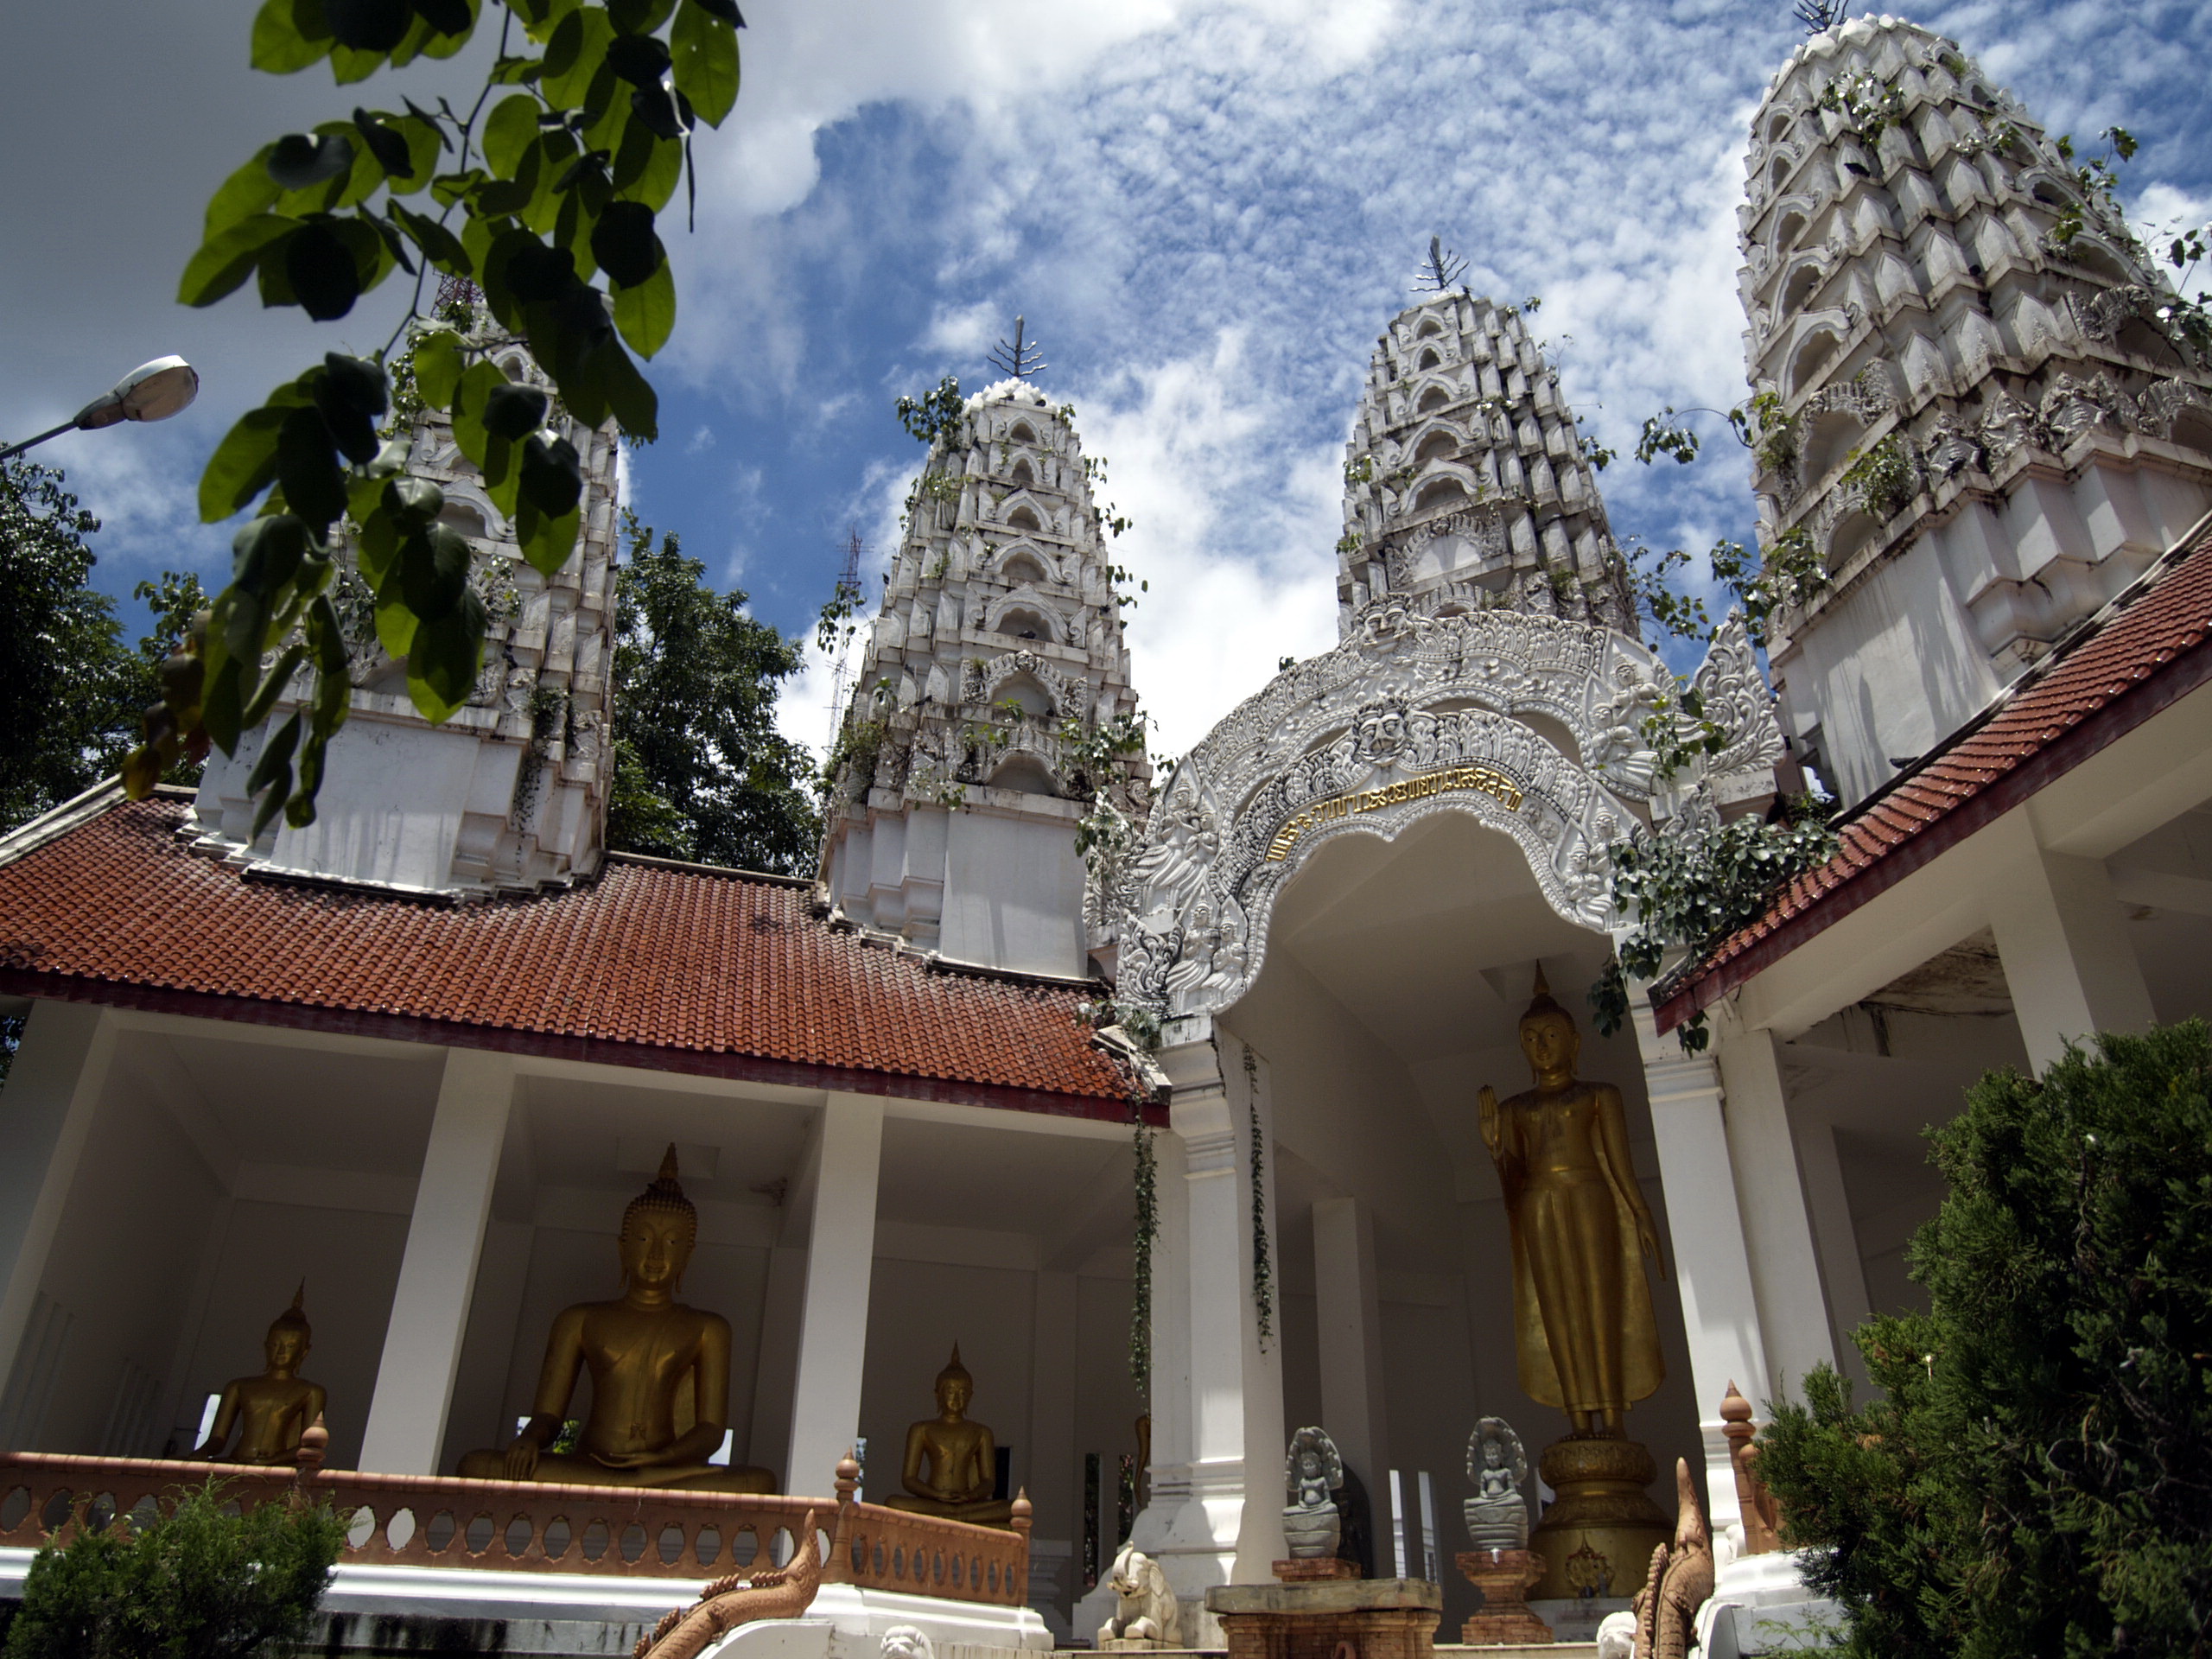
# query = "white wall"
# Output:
<box><xmin>941</xmin><ymin>810</ymin><xmax>1086</xmax><ymax>978</ymax></box>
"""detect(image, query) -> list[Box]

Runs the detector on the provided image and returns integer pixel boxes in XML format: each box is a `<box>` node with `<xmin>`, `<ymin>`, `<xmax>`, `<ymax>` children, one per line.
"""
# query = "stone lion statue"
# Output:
<box><xmin>880</xmin><ymin>1627</ymin><xmax>934</xmax><ymax>1659</ymax></box>
<box><xmin>1096</xmin><ymin>1542</ymin><xmax>1182</xmax><ymax>1648</ymax></box>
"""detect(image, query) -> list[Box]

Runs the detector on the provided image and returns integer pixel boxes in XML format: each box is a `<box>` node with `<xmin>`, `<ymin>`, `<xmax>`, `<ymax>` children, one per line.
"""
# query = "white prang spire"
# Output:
<box><xmin>1335</xmin><ymin>289</ymin><xmax>1635</xmax><ymax>639</ymax></box>
<box><xmin>821</xmin><ymin>378</ymin><xmax>1148</xmax><ymax>980</ymax></box>
<box><xmin>1741</xmin><ymin>14</ymin><xmax>2212</xmax><ymax>805</ymax></box>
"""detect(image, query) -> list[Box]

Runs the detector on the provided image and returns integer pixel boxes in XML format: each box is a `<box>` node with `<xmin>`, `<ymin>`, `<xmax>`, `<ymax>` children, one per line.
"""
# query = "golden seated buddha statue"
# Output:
<box><xmin>456</xmin><ymin>1147</ymin><xmax>775</xmax><ymax>1493</ymax></box>
<box><xmin>194</xmin><ymin>1285</ymin><xmax>327</xmax><ymax>1465</ymax></box>
<box><xmin>881</xmin><ymin>1345</ymin><xmax>1013</xmax><ymax>1527</ymax></box>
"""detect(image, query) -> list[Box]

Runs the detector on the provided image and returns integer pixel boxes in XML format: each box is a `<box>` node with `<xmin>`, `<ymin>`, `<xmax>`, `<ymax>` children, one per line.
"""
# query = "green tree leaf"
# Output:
<box><xmin>179</xmin><ymin>214</ymin><xmax>300</xmax><ymax>308</ymax></box>
<box><xmin>251</xmin><ymin>0</ymin><xmax>337</xmax><ymax>72</ymax></box>
<box><xmin>670</xmin><ymin>0</ymin><xmax>738</xmax><ymax>127</ymax></box>
<box><xmin>283</xmin><ymin>219</ymin><xmax>365</xmax><ymax>319</ymax></box>
<box><xmin>484</xmin><ymin>92</ymin><xmax>543</xmax><ymax>179</ymax></box>
<box><xmin>543</xmin><ymin>5</ymin><xmax>616</xmax><ymax>109</ymax></box>
<box><xmin>204</xmin><ymin>147</ymin><xmax>284</xmax><ymax>238</ymax></box>
<box><xmin>325</xmin><ymin>0</ymin><xmax>411</xmax><ymax>52</ymax></box>
<box><xmin>410</xmin><ymin>328</ymin><xmax>467</xmax><ymax>409</ymax></box>
<box><xmin>589</xmin><ymin>198</ymin><xmax>662</xmax><ymax>286</ymax></box>
<box><xmin>277</xmin><ymin>408</ymin><xmax>348</xmax><ymax>531</ymax></box>
<box><xmin>268</xmin><ymin>130</ymin><xmax>357</xmax><ymax>190</ymax></box>
<box><xmin>199</xmin><ymin>406</ymin><xmax>290</xmax><ymax>521</ymax></box>
<box><xmin>611</xmin><ymin>257</ymin><xmax>674</xmax><ymax>358</ymax></box>
<box><xmin>407</xmin><ymin>588</ymin><xmax>489</xmax><ymax>720</ymax></box>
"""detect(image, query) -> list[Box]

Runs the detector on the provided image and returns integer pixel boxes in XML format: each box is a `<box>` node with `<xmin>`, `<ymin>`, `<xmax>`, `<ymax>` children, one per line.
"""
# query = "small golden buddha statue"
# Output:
<box><xmin>456</xmin><ymin>1147</ymin><xmax>775</xmax><ymax>1492</ymax></box>
<box><xmin>195</xmin><ymin>1285</ymin><xmax>327</xmax><ymax>1465</ymax></box>
<box><xmin>1478</xmin><ymin>969</ymin><xmax>1667</xmax><ymax>1437</ymax></box>
<box><xmin>882</xmin><ymin>1345</ymin><xmax>1013</xmax><ymax>1526</ymax></box>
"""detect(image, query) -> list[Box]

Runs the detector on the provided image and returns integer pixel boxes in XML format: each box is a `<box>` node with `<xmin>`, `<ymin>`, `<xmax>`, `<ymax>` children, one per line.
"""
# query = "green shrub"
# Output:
<box><xmin>1756</xmin><ymin>1021</ymin><xmax>2212</xmax><ymax>1657</ymax></box>
<box><xmin>3</xmin><ymin>1478</ymin><xmax>345</xmax><ymax>1658</ymax></box>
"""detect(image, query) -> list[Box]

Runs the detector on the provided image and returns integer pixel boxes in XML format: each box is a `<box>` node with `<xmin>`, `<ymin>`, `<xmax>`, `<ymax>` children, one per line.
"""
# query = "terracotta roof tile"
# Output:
<box><xmin>0</xmin><ymin>802</ymin><xmax>1140</xmax><ymax>1117</ymax></box>
<box><xmin>1659</xmin><ymin>523</ymin><xmax>2212</xmax><ymax>1029</ymax></box>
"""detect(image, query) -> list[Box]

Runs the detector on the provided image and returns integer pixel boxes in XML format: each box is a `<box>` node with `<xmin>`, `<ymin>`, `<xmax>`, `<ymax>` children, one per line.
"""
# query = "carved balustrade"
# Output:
<box><xmin>0</xmin><ymin>1447</ymin><xmax>1031</xmax><ymax>1607</ymax></box>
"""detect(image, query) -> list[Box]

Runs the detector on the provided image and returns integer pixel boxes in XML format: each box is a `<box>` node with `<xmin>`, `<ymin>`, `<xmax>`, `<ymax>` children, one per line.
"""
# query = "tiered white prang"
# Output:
<box><xmin>1742</xmin><ymin>14</ymin><xmax>2212</xmax><ymax>804</ymax></box>
<box><xmin>1335</xmin><ymin>291</ymin><xmax>1634</xmax><ymax>639</ymax></box>
<box><xmin>821</xmin><ymin>379</ymin><xmax>1148</xmax><ymax>979</ymax></box>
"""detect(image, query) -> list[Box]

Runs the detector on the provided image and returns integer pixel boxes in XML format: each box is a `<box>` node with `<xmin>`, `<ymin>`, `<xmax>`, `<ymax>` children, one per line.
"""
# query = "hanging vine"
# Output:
<box><xmin>1243</xmin><ymin>1046</ymin><xmax>1275</xmax><ymax>1351</ymax></box>
<box><xmin>1129</xmin><ymin>1102</ymin><xmax>1157</xmax><ymax>1395</ymax></box>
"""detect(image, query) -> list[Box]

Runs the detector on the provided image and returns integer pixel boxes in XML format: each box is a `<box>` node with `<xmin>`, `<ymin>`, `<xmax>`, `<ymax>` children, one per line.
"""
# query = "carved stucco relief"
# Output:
<box><xmin>1115</xmin><ymin>607</ymin><xmax>1782</xmax><ymax>1020</ymax></box>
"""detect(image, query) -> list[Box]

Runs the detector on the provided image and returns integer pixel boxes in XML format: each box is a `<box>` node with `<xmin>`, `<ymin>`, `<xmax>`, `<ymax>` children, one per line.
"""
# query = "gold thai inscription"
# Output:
<box><xmin>1264</xmin><ymin>764</ymin><xmax>1526</xmax><ymax>861</ymax></box>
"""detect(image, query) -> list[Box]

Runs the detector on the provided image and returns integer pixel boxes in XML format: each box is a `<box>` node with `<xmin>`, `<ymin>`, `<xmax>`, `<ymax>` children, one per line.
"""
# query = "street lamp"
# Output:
<box><xmin>0</xmin><ymin>356</ymin><xmax>200</xmax><ymax>463</ymax></box>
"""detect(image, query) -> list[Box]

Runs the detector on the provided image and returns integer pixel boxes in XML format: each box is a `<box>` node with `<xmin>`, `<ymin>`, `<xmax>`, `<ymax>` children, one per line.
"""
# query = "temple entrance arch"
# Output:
<box><xmin>1114</xmin><ymin>607</ymin><xmax>1677</xmax><ymax>1025</ymax></box>
<box><xmin>1107</xmin><ymin>607</ymin><xmax>1784</xmax><ymax>1630</ymax></box>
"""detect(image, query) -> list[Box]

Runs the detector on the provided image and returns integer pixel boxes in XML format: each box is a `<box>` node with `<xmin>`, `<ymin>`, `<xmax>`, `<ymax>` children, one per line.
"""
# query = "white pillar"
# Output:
<box><xmin>1027</xmin><ymin>1269</ymin><xmax>1080</xmax><ymax>1637</ymax></box>
<box><xmin>1311</xmin><ymin>1196</ymin><xmax>1389</xmax><ymax>1497</ymax></box>
<box><xmin>0</xmin><ymin>1002</ymin><xmax>118</xmax><ymax>1397</ymax></box>
<box><xmin>1713</xmin><ymin>1026</ymin><xmax>1835</xmax><ymax>1400</ymax></box>
<box><xmin>1130</xmin><ymin>1025</ymin><xmax>1285</xmax><ymax>1606</ymax></box>
<box><xmin>785</xmin><ymin>1093</ymin><xmax>882</xmax><ymax>1497</ymax></box>
<box><xmin>1631</xmin><ymin>999</ymin><xmax>1765</xmax><ymax>1529</ymax></box>
<box><xmin>1983</xmin><ymin>815</ymin><xmax>2155</xmax><ymax>1073</ymax></box>
<box><xmin>359</xmin><ymin>1048</ymin><xmax>514</xmax><ymax>1474</ymax></box>
<box><xmin>747</xmin><ymin>1244</ymin><xmax>806</xmax><ymax>1482</ymax></box>
<box><xmin>1792</xmin><ymin>1115</ymin><xmax>1873</xmax><ymax>1387</ymax></box>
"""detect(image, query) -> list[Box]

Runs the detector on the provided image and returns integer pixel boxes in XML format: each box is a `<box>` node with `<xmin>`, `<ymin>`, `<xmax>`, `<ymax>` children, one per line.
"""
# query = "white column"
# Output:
<box><xmin>1791</xmin><ymin>1115</ymin><xmax>1873</xmax><ymax>1387</ymax></box>
<box><xmin>1130</xmin><ymin>1026</ymin><xmax>1285</xmax><ymax>1606</ymax></box>
<box><xmin>1983</xmin><ymin>815</ymin><xmax>2155</xmax><ymax>1073</ymax></box>
<box><xmin>0</xmin><ymin>1002</ymin><xmax>118</xmax><ymax>1393</ymax></box>
<box><xmin>747</xmin><ymin>1244</ymin><xmax>806</xmax><ymax>1483</ymax></box>
<box><xmin>785</xmin><ymin>1093</ymin><xmax>883</xmax><ymax>1497</ymax></box>
<box><xmin>1027</xmin><ymin>1269</ymin><xmax>1080</xmax><ymax>1637</ymax></box>
<box><xmin>1311</xmin><ymin>1196</ymin><xmax>1389</xmax><ymax>1497</ymax></box>
<box><xmin>1713</xmin><ymin>1026</ymin><xmax>1836</xmax><ymax>1400</ymax></box>
<box><xmin>359</xmin><ymin>1048</ymin><xmax>514</xmax><ymax>1474</ymax></box>
<box><xmin>1631</xmin><ymin>1000</ymin><xmax>1765</xmax><ymax>1529</ymax></box>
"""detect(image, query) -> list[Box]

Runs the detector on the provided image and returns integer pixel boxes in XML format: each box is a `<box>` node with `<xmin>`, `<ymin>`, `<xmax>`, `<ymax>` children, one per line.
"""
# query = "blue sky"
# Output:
<box><xmin>5</xmin><ymin>0</ymin><xmax>2208</xmax><ymax>760</ymax></box>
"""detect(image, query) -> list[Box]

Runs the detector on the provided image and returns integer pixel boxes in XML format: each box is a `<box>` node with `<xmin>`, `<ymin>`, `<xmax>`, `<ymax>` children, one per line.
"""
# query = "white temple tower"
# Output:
<box><xmin>1336</xmin><ymin>289</ymin><xmax>1636</xmax><ymax>636</ymax></box>
<box><xmin>191</xmin><ymin>319</ymin><xmax>620</xmax><ymax>894</ymax></box>
<box><xmin>1742</xmin><ymin>15</ymin><xmax>2212</xmax><ymax>805</ymax></box>
<box><xmin>821</xmin><ymin>379</ymin><xmax>1148</xmax><ymax>979</ymax></box>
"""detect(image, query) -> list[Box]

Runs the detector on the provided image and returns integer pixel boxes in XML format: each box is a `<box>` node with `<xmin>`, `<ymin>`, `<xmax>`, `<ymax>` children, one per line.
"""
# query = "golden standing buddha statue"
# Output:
<box><xmin>195</xmin><ymin>1285</ymin><xmax>327</xmax><ymax>1465</ymax></box>
<box><xmin>1478</xmin><ymin>968</ymin><xmax>1671</xmax><ymax>1600</ymax></box>
<box><xmin>882</xmin><ymin>1345</ymin><xmax>1013</xmax><ymax>1526</ymax></box>
<box><xmin>456</xmin><ymin>1147</ymin><xmax>775</xmax><ymax>1493</ymax></box>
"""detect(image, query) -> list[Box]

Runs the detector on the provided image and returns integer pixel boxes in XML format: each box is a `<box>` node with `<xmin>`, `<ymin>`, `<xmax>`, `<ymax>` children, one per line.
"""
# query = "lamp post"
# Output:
<box><xmin>0</xmin><ymin>356</ymin><xmax>200</xmax><ymax>463</ymax></box>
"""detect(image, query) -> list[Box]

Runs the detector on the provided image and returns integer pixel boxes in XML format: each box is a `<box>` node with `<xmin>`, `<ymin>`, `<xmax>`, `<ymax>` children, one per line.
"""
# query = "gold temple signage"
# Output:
<box><xmin>1265</xmin><ymin>764</ymin><xmax>1526</xmax><ymax>861</ymax></box>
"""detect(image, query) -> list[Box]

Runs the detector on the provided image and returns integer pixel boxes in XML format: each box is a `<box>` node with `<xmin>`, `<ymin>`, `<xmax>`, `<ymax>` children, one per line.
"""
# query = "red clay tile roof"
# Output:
<box><xmin>0</xmin><ymin>798</ymin><xmax>1144</xmax><ymax>1119</ymax></box>
<box><xmin>1656</xmin><ymin>523</ymin><xmax>2212</xmax><ymax>1033</ymax></box>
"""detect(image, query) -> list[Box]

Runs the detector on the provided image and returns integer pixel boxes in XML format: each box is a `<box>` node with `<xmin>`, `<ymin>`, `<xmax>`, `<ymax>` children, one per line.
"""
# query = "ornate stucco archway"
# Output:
<box><xmin>1112</xmin><ymin>603</ymin><xmax>1781</xmax><ymax>1022</ymax></box>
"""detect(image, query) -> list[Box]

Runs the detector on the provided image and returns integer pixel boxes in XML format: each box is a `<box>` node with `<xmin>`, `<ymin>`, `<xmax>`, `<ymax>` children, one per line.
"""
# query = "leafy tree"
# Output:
<box><xmin>124</xmin><ymin>0</ymin><xmax>747</xmax><ymax>836</ymax></box>
<box><xmin>0</xmin><ymin>460</ymin><xmax>137</xmax><ymax>830</ymax></box>
<box><xmin>2</xmin><ymin>1478</ymin><xmax>346</xmax><ymax>1658</ymax></box>
<box><xmin>607</xmin><ymin>513</ymin><xmax>819</xmax><ymax>874</ymax></box>
<box><xmin>0</xmin><ymin>461</ymin><xmax>221</xmax><ymax>836</ymax></box>
<box><xmin>1755</xmin><ymin>1022</ymin><xmax>2212</xmax><ymax>1658</ymax></box>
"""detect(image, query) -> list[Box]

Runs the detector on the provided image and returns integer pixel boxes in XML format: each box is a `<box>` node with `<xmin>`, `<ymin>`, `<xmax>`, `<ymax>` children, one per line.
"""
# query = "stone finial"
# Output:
<box><xmin>836</xmin><ymin>1448</ymin><xmax>861</xmax><ymax>1505</ymax></box>
<box><xmin>1010</xmin><ymin>1486</ymin><xmax>1033</xmax><ymax>1539</ymax></box>
<box><xmin>288</xmin><ymin>1411</ymin><xmax>329</xmax><ymax>1509</ymax></box>
<box><xmin>1719</xmin><ymin>1381</ymin><xmax>1781</xmax><ymax>1555</ymax></box>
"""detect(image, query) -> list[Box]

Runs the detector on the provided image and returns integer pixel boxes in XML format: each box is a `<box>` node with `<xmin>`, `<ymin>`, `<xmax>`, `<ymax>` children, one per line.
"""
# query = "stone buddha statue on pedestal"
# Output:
<box><xmin>194</xmin><ymin>1285</ymin><xmax>327</xmax><ymax>1465</ymax></box>
<box><xmin>882</xmin><ymin>1345</ymin><xmax>1013</xmax><ymax>1526</ymax></box>
<box><xmin>456</xmin><ymin>1147</ymin><xmax>775</xmax><ymax>1492</ymax></box>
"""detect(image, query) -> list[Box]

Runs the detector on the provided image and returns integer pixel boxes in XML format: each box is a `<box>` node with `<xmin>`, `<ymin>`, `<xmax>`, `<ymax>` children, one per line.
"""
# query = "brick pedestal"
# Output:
<box><xmin>1455</xmin><ymin>1549</ymin><xmax>1552</xmax><ymax>1645</ymax></box>
<box><xmin>1207</xmin><ymin>1577</ymin><xmax>1441</xmax><ymax>1659</ymax></box>
<box><xmin>1274</xmin><ymin>1558</ymin><xmax>1361</xmax><ymax>1583</ymax></box>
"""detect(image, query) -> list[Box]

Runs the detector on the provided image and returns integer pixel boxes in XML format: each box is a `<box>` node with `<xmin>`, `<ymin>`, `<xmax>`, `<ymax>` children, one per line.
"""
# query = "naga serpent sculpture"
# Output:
<box><xmin>632</xmin><ymin>1507</ymin><xmax>829</xmax><ymax>1659</ymax></box>
<box><xmin>1630</xmin><ymin>1459</ymin><xmax>1714</xmax><ymax>1659</ymax></box>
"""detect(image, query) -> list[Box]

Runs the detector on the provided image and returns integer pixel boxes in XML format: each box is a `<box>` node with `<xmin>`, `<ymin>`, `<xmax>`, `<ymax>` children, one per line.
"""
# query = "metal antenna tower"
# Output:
<box><xmin>1412</xmin><ymin>235</ymin><xmax>1468</xmax><ymax>293</ymax></box>
<box><xmin>988</xmin><ymin>315</ymin><xmax>1047</xmax><ymax>379</ymax></box>
<box><xmin>823</xmin><ymin>525</ymin><xmax>867</xmax><ymax>753</ymax></box>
